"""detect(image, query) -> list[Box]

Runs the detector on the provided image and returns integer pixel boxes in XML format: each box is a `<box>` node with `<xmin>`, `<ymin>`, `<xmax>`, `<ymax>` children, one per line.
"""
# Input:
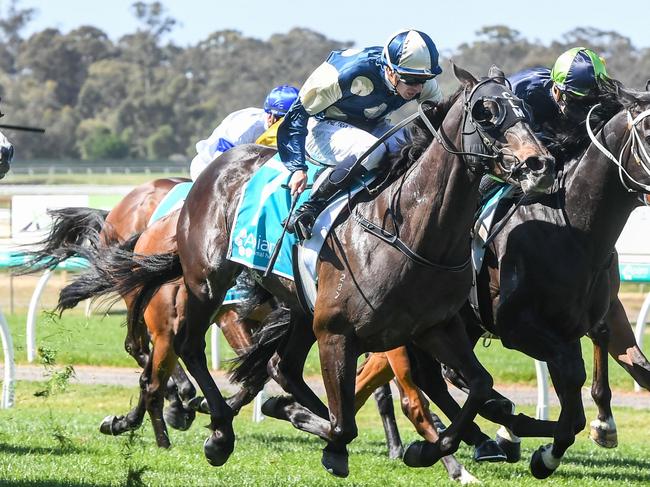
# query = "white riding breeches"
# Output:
<box><xmin>305</xmin><ymin>118</ymin><xmax>408</xmax><ymax>173</ymax></box>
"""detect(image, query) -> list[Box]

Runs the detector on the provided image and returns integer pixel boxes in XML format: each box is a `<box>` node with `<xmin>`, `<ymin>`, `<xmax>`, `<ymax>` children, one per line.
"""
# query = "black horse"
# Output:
<box><xmin>450</xmin><ymin>81</ymin><xmax>650</xmax><ymax>478</ymax></box>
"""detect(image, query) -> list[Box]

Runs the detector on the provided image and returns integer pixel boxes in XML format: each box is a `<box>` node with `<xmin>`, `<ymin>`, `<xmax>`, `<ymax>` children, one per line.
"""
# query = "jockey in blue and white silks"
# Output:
<box><xmin>278</xmin><ymin>29</ymin><xmax>444</xmax><ymax>238</ymax></box>
<box><xmin>190</xmin><ymin>85</ymin><xmax>299</xmax><ymax>181</ymax></box>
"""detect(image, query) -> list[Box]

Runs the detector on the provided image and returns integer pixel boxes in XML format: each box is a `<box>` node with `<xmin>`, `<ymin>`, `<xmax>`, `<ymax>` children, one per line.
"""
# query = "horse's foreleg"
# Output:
<box><xmin>529</xmin><ymin>341</ymin><xmax>586</xmax><ymax>480</ymax></box>
<box><xmin>403</xmin><ymin>317</ymin><xmax>493</xmax><ymax>470</ymax></box>
<box><xmin>588</xmin><ymin>320</ymin><xmax>617</xmax><ymax>448</ymax></box>
<box><xmin>316</xmin><ymin>329</ymin><xmax>360</xmax><ymax>478</ymax></box>
<box><xmin>354</xmin><ymin>353</ymin><xmax>403</xmax><ymax>459</ymax></box>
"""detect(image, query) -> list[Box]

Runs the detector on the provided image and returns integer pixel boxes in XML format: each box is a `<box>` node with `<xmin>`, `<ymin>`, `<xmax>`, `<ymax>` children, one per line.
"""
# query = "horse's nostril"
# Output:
<box><xmin>524</xmin><ymin>156</ymin><xmax>544</xmax><ymax>172</ymax></box>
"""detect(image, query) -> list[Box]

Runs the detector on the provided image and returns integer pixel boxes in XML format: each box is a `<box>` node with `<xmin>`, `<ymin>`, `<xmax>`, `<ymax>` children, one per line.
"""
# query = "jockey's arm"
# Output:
<box><xmin>278</xmin><ymin>61</ymin><xmax>344</xmax><ymax>193</ymax></box>
<box><xmin>386</xmin><ymin>78</ymin><xmax>444</xmax><ymax>125</ymax></box>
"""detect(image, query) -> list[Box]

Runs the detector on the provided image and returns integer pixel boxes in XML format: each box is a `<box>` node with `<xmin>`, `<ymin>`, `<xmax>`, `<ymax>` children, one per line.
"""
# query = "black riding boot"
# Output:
<box><xmin>288</xmin><ymin>178</ymin><xmax>340</xmax><ymax>240</ymax></box>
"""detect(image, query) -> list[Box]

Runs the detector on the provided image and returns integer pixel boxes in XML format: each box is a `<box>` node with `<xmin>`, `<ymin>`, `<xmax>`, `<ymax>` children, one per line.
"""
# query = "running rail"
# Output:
<box><xmin>0</xmin><ymin>307</ymin><xmax>15</xmax><ymax>408</ymax></box>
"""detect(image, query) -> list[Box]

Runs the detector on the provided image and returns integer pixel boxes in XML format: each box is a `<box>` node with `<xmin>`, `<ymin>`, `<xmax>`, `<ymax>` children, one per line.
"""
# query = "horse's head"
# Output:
<box><xmin>0</xmin><ymin>130</ymin><xmax>13</xmax><ymax>180</ymax></box>
<box><xmin>587</xmin><ymin>86</ymin><xmax>650</xmax><ymax>197</ymax></box>
<box><xmin>452</xmin><ymin>63</ymin><xmax>555</xmax><ymax>194</ymax></box>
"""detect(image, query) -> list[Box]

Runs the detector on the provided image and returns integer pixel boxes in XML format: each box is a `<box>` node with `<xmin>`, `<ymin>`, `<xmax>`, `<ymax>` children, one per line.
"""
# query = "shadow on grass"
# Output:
<box><xmin>0</xmin><ymin>441</ymin><xmax>82</xmax><ymax>456</ymax></box>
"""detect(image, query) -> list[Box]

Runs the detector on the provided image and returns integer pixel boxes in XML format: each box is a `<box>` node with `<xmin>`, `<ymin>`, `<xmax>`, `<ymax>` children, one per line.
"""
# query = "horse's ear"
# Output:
<box><xmin>452</xmin><ymin>62</ymin><xmax>478</xmax><ymax>88</ymax></box>
<box><xmin>646</xmin><ymin>78</ymin><xmax>650</xmax><ymax>92</ymax></box>
<box><xmin>488</xmin><ymin>65</ymin><xmax>506</xmax><ymax>85</ymax></box>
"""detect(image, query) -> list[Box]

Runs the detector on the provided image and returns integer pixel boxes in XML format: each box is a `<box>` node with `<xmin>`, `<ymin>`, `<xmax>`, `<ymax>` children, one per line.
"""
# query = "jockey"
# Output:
<box><xmin>278</xmin><ymin>29</ymin><xmax>444</xmax><ymax>238</ymax></box>
<box><xmin>190</xmin><ymin>85</ymin><xmax>299</xmax><ymax>180</ymax></box>
<box><xmin>478</xmin><ymin>47</ymin><xmax>609</xmax><ymax>199</ymax></box>
<box><xmin>509</xmin><ymin>47</ymin><xmax>609</xmax><ymax>141</ymax></box>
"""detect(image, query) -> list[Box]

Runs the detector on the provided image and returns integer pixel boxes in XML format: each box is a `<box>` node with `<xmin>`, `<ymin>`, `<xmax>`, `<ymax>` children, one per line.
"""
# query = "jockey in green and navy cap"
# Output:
<box><xmin>551</xmin><ymin>47</ymin><xmax>609</xmax><ymax>97</ymax></box>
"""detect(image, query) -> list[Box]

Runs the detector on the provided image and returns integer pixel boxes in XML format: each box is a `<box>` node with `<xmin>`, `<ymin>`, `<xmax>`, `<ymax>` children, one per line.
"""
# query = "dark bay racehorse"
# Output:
<box><xmin>455</xmin><ymin>83</ymin><xmax>650</xmax><ymax>478</ymax></box>
<box><xmin>113</xmin><ymin>64</ymin><xmax>554</xmax><ymax>475</ymax></box>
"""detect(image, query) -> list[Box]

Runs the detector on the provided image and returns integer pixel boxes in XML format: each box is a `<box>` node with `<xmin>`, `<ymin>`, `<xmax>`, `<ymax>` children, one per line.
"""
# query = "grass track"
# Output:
<box><xmin>0</xmin><ymin>382</ymin><xmax>649</xmax><ymax>486</ymax></box>
<box><xmin>5</xmin><ymin>311</ymin><xmax>650</xmax><ymax>390</ymax></box>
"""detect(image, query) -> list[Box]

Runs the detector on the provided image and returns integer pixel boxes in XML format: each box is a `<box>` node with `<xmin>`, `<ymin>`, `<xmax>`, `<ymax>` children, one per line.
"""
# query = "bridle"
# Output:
<box><xmin>418</xmin><ymin>77</ymin><xmax>530</xmax><ymax>185</ymax></box>
<box><xmin>353</xmin><ymin>77</ymin><xmax>533</xmax><ymax>272</ymax></box>
<box><xmin>586</xmin><ymin>103</ymin><xmax>650</xmax><ymax>194</ymax></box>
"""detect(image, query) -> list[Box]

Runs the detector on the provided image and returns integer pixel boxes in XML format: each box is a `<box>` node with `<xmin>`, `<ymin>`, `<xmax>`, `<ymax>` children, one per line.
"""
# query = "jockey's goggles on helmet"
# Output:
<box><xmin>399</xmin><ymin>73</ymin><xmax>435</xmax><ymax>85</ymax></box>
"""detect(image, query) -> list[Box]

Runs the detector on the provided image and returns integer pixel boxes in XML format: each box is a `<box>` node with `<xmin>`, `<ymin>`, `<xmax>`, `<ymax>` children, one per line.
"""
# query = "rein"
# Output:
<box><xmin>586</xmin><ymin>104</ymin><xmax>650</xmax><ymax>194</ymax></box>
<box><xmin>352</xmin><ymin>78</ymin><xmax>526</xmax><ymax>272</ymax></box>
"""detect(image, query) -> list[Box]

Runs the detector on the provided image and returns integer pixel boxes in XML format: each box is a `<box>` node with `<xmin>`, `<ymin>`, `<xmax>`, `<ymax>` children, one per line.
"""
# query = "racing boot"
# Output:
<box><xmin>288</xmin><ymin>177</ymin><xmax>339</xmax><ymax>240</ymax></box>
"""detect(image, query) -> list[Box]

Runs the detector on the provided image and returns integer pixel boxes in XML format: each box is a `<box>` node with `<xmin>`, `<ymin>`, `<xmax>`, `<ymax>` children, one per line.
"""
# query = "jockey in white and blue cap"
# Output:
<box><xmin>190</xmin><ymin>85</ymin><xmax>299</xmax><ymax>181</ymax></box>
<box><xmin>278</xmin><ymin>29</ymin><xmax>444</xmax><ymax>238</ymax></box>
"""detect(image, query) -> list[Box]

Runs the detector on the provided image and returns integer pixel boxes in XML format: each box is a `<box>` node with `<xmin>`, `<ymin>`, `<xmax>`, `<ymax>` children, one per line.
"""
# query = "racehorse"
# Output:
<box><xmin>14</xmin><ymin>178</ymin><xmax>208</xmax><ymax>441</ymax></box>
<box><xmin>59</xmin><ymin>191</ymin><xmax>487</xmax><ymax>483</ymax></box>
<box><xmin>448</xmin><ymin>81</ymin><xmax>650</xmax><ymax>478</ymax></box>
<box><xmin>105</xmin><ymin>64</ymin><xmax>555</xmax><ymax>475</ymax></box>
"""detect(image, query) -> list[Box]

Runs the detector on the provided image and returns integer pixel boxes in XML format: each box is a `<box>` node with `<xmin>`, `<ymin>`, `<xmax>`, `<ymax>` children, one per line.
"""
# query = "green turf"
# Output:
<box><xmin>5</xmin><ymin>310</ymin><xmax>650</xmax><ymax>390</ymax></box>
<box><xmin>0</xmin><ymin>381</ymin><xmax>649</xmax><ymax>486</ymax></box>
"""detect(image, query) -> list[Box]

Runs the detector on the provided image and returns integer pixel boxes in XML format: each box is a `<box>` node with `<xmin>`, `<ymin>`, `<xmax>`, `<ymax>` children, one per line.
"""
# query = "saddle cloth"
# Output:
<box><xmin>469</xmin><ymin>185</ymin><xmax>514</xmax><ymax>314</ymax></box>
<box><xmin>227</xmin><ymin>154</ymin><xmax>374</xmax><ymax>310</ymax></box>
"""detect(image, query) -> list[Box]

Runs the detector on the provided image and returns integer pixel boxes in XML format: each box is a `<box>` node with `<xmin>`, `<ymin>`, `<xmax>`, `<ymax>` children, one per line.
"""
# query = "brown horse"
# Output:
<box><xmin>63</xmin><ymin>196</ymin><xmax>489</xmax><ymax>483</ymax></box>
<box><xmin>109</xmin><ymin>64</ymin><xmax>555</xmax><ymax>475</ymax></box>
<box><xmin>16</xmin><ymin>177</ymin><xmax>208</xmax><ymax>440</ymax></box>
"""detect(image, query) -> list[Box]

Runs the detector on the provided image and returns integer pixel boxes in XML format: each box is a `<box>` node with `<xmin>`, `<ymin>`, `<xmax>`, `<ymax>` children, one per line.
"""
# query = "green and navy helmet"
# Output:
<box><xmin>551</xmin><ymin>47</ymin><xmax>609</xmax><ymax>97</ymax></box>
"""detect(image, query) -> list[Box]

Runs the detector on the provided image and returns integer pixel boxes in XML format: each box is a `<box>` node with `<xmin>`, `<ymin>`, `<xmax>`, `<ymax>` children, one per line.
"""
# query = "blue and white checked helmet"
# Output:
<box><xmin>263</xmin><ymin>85</ymin><xmax>299</xmax><ymax>116</ymax></box>
<box><xmin>382</xmin><ymin>30</ymin><xmax>442</xmax><ymax>81</ymax></box>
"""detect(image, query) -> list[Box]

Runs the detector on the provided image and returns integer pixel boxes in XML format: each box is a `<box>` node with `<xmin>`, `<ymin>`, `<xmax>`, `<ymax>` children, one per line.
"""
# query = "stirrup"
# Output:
<box><xmin>291</xmin><ymin>213</ymin><xmax>316</xmax><ymax>241</ymax></box>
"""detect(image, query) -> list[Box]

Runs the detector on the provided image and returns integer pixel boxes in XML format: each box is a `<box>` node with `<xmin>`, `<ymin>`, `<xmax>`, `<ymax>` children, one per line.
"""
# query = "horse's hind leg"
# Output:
<box><xmin>99</xmin><ymin>358</ymin><xmax>150</xmax><ymax>438</ymax></box>
<box><xmin>588</xmin><ymin>320</ymin><xmax>617</xmax><ymax>448</ymax></box>
<box><xmin>607</xmin><ymin>296</ymin><xmax>650</xmax><ymax>388</ymax></box>
<box><xmin>175</xmin><ymin>285</ymin><xmax>235</xmax><ymax>467</ymax></box>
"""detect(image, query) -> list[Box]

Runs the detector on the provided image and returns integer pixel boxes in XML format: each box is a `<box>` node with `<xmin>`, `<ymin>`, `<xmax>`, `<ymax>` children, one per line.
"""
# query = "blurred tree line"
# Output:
<box><xmin>0</xmin><ymin>1</ymin><xmax>648</xmax><ymax>161</ymax></box>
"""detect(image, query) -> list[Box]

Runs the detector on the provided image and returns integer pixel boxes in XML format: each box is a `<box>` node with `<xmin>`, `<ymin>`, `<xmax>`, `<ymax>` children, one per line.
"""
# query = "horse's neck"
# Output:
<box><xmin>374</xmin><ymin>117</ymin><xmax>478</xmax><ymax>264</ymax></box>
<box><xmin>565</xmin><ymin>117</ymin><xmax>639</xmax><ymax>266</ymax></box>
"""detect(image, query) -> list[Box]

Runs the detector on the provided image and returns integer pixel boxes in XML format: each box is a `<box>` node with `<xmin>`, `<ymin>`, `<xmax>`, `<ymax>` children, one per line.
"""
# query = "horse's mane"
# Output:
<box><xmin>389</xmin><ymin>87</ymin><xmax>464</xmax><ymax>171</ymax></box>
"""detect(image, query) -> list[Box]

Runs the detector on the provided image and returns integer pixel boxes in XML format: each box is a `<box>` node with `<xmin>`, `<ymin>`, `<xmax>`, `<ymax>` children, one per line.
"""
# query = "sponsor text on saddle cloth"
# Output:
<box><xmin>147</xmin><ymin>181</ymin><xmax>246</xmax><ymax>304</ymax></box>
<box><xmin>227</xmin><ymin>154</ymin><xmax>374</xmax><ymax>281</ymax></box>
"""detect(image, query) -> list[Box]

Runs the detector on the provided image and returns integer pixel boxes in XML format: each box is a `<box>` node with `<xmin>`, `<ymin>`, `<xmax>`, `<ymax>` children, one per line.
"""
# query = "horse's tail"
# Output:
<box><xmin>56</xmin><ymin>233</ymin><xmax>148</xmax><ymax>313</ymax></box>
<box><xmin>12</xmin><ymin>207</ymin><xmax>108</xmax><ymax>275</ymax></box>
<box><xmin>228</xmin><ymin>306</ymin><xmax>292</xmax><ymax>392</ymax></box>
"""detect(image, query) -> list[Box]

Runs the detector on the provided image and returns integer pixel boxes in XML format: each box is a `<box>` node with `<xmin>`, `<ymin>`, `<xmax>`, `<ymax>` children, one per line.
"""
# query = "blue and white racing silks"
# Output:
<box><xmin>277</xmin><ymin>47</ymin><xmax>443</xmax><ymax>172</ymax></box>
<box><xmin>508</xmin><ymin>67</ymin><xmax>560</xmax><ymax>131</ymax></box>
<box><xmin>190</xmin><ymin>107</ymin><xmax>268</xmax><ymax>180</ymax></box>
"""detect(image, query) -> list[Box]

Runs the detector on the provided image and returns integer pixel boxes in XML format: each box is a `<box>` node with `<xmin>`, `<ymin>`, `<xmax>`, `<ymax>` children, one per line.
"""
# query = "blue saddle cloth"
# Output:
<box><xmin>148</xmin><ymin>182</ymin><xmax>193</xmax><ymax>226</ymax></box>
<box><xmin>228</xmin><ymin>154</ymin><xmax>320</xmax><ymax>279</ymax></box>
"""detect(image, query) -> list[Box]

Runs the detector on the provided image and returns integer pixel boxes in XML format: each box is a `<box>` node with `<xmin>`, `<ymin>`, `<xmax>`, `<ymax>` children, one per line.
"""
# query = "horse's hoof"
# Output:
<box><xmin>495</xmin><ymin>434</ymin><xmax>521</xmax><ymax>463</ymax></box>
<box><xmin>164</xmin><ymin>405</ymin><xmax>196</xmax><ymax>431</ymax></box>
<box><xmin>260</xmin><ymin>395</ymin><xmax>292</xmax><ymax>420</ymax></box>
<box><xmin>589</xmin><ymin>419</ymin><xmax>618</xmax><ymax>449</ymax></box>
<box><xmin>473</xmin><ymin>438</ymin><xmax>507</xmax><ymax>463</ymax></box>
<box><xmin>99</xmin><ymin>415</ymin><xmax>120</xmax><ymax>436</ymax></box>
<box><xmin>530</xmin><ymin>444</ymin><xmax>559</xmax><ymax>479</ymax></box>
<box><xmin>203</xmin><ymin>433</ymin><xmax>234</xmax><ymax>467</ymax></box>
<box><xmin>321</xmin><ymin>448</ymin><xmax>349</xmax><ymax>478</ymax></box>
<box><xmin>402</xmin><ymin>441</ymin><xmax>436</xmax><ymax>468</ymax></box>
<box><xmin>185</xmin><ymin>396</ymin><xmax>210</xmax><ymax>414</ymax></box>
